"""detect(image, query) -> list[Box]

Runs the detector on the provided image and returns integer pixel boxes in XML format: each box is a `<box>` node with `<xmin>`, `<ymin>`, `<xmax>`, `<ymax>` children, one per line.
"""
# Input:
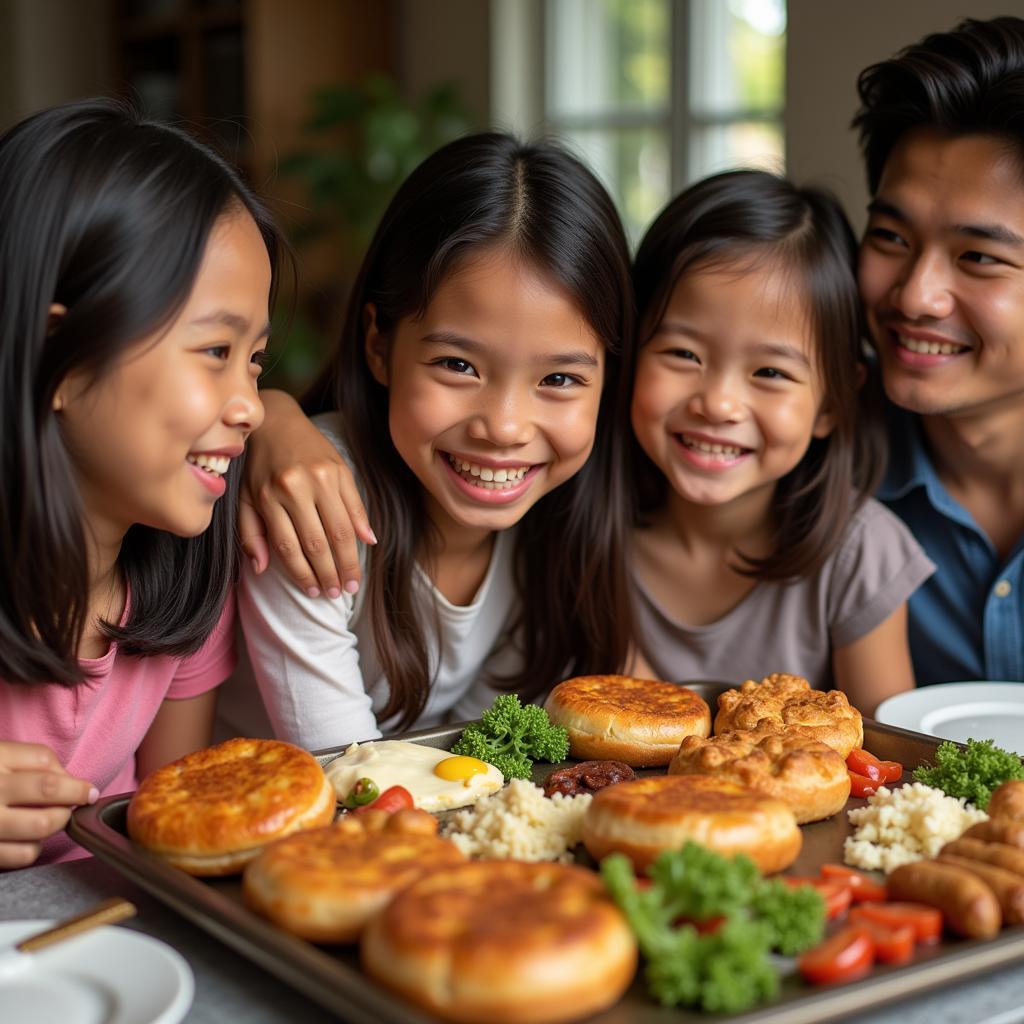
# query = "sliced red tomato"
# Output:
<box><xmin>847</xmin><ymin>748</ymin><xmax>883</xmax><ymax>781</ymax></box>
<box><xmin>782</xmin><ymin>877</ymin><xmax>852</xmax><ymax>920</ymax></box>
<box><xmin>847</xmin><ymin>748</ymin><xmax>903</xmax><ymax>783</ymax></box>
<box><xmin>353</xmin><ymin>784</ymin><xmax>415</xmax><ymax>815</ymax></box>
<box><xmin>848</xmin><ymin>770</ymin><xmax>881</xmax><ymax>798</ymax></box>
<box><xmin>799</xmin><ymin>925</ymin><xmax>875</xmax><ymax>985</ymax></box>
<box><xmin>819</xmin><ymin>864</ymin><xmax>888</xmax><ymax>903</ymax></box>
<box><xmin>854</xmin><ymin>918</ymin><xmax>915</xmax><ymax>965</ymax></box>
<box><xmin>850</xmin><ymin>902</ymin><xmax>942</xmax><ymax>944</ymax></box>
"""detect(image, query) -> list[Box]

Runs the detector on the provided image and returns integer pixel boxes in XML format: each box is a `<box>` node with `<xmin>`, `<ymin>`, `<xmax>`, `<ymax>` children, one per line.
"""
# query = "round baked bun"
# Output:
<box><xmin>243</xmin><ymin>820</ymin><xmax>465</xmax><ymax>942</ymax></box>
<box><xmin>714</xmin><ymin>673</ymin><xmax>863</xmax><ymax>757</ymax></box>
<box><xmin>127</xmin><ymin>738</ymin><xmax>335</xmax><ymax>875</ymax></box>
<box><xmin>544</xmin><ymin>674</ymin><xmax>711</xmax><ymax>767</ymax></box>
<box><xmin>582</xmin><ymin>774</ymin><xmax>801</xmax><ymax>874</ymax></box>
<box><xmin>361</xmin><ymin>860</ymin><xmax>637</xmax><ymax>1024</ymax></box>
<box><xmin>668</xmin><ymin>727</ymin><xmax>851</xmax><ymax>824</ymax></box>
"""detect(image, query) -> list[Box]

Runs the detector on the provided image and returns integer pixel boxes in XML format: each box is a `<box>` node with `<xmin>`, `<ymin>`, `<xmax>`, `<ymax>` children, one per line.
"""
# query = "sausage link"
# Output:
<box><xmin>987</xmin><ymin>780</ymin><xmax>1024</xmax><ymax>821</ymax></box>
<box><xmin>941</xmin><ymin>837</ymin><xmax>1024</xmax><ymax>878</ymax></box>
<box><xmin>963</xmin><ymin>819</ymin><xmax>1024</xmax><ymax>849</ymax></box>
<box><xmin>937</xmin><ymin>853</ymin><xmax>1024</xmax><ymax>925</ymax></box>
<box><xmin>887</xmin><ymin>860</ymin><xmax>1001</xmax><ymax>939</ymax></box>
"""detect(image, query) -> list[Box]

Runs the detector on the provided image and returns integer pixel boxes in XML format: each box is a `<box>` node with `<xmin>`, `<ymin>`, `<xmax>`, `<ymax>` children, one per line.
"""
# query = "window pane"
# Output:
<box><xmin>688</xmin><ymin>120</ymin><xmax>783</xmax><ymax>181</ymax></box>
<box><xmin>558</xmin><ymin>127</ymin><xmax>670</xmax><ymax>245</ymax></box>
<box><xmin>547</xmin><ymin>0</ymin><xmax>670</xmax><ymax>117</ymax></box>
<box><xmin>690</xmin><ymin>0</ymin><xmax>785</xmax><ymax>116</ymax></box>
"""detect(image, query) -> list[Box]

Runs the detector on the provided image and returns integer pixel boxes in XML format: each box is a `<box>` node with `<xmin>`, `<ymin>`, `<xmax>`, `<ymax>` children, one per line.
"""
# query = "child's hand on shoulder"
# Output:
<box><xmin>0</xmin><ymin>741</ymin><xmax>97</xmax><ymax>869</ymax></box>
<box><xmin>239</xmin><ymin>390</ymin><xmax>377</xmax><ymax>599</ymax></box>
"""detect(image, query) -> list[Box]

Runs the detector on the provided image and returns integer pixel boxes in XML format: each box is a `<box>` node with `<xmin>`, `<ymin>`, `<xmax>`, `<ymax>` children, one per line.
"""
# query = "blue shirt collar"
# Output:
<box><xmin>878</xmin><ymin>402</ymin><xmax>983</xmax><ymax>533</ymax></box>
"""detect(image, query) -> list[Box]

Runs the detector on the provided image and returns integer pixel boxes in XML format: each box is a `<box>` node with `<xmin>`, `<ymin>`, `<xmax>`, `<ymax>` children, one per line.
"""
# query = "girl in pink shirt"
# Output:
<box><xmin>0</xmin><ymin>98</ymin><xmax>285</xmax><ymax>867</ymax></box>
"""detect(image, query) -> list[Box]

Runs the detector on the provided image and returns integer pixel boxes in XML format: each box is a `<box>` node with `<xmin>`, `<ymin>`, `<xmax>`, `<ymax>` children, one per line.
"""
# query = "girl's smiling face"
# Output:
<box><xmin>631</xmin><ymin>259</ymin><xmax>834</xmax><ymax>511</ymax></box>
<box><xmin>366</xmin><ymin>247</ymin><xmax>605</xmax><ymax>537</ymax></box>
<box><xmin>55</xmin><ymin>208</ymin><xmax>270</xmax><ymax>543</ymax></box>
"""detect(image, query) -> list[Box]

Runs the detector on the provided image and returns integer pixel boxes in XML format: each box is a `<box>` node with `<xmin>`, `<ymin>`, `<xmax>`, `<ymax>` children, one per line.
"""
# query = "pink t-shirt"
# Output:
<box><xmin>0</xmin><ymin>596</ymin><xmax>237</xmax><ymax>865</ymax></box>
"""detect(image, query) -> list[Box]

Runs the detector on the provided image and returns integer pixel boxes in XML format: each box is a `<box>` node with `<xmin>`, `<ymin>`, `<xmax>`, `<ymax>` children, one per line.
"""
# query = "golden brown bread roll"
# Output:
<box><xmin>581</xmin><ymin>773</ymin><xmax>801</xmax><ymax>874</ymax></box>
<box><xmin>543</xmin><ymin>674</ymin><xmax>710</xmax><ymax>767</ymax></box>
<box><xmin>243</xmin><ymin>819</ymin><xmax>465</xmax><ymax>942</ymax></box>
<box><xmin>668</xmin><ymin>727</ymin><xmax>851</xmax><ymax>823</ymax></box>
<box><xmin>714</xmin><ymin>673</ymin><xmax>863</xmax><ymax>756</ymax></box>
<box><xmin>127</xmin><ymin>738</ymin><xmax>335</xmax><ymax>875</ymax></box>
<box><xmin>361</xmin><ymin>860</ymin><xmax>638</xmax><ymax>1024</ymax></box>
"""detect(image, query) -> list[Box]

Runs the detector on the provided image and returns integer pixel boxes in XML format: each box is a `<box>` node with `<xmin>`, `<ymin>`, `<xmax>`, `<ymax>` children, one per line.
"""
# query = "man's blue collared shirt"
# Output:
<box><xmin>878</xmin><ymin>406</ymin><xmax>1024</xmax><ymax>685</ymax></box>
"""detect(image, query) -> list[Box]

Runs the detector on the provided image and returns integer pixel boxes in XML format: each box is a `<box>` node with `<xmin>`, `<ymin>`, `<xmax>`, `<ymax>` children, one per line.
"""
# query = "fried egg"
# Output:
<box><xmin>326</xmin><ymin>740</ymin><xmax>504</xmax><ymax>813</ymax></box>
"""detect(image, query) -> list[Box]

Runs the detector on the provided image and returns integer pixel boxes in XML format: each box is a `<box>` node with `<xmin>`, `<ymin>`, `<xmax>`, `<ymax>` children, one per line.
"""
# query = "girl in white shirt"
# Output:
<box><xmin>222</xmin><ymin>132</ymin><xmax>636</xmax><ymax>747</ymax></box>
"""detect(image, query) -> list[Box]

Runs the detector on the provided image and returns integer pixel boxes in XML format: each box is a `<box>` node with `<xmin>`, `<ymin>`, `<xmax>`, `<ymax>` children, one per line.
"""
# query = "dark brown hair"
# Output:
<box><xmin>631</xmin><ymin>169</ymin><xmax>886</xmax><ymax>580</ymax></box>
<box><xmin>0</xmin><ymin>97</ymin><xmax>287</xmax><ymax>685</ymax></box>
<box><xmin>854</xmin><ymin>16</ymin><xmax>1024</xmax><ymax>194</ymax></box>
<box><xmin>305</xmin><ymin>132</ymin><xmax>635</xmax><ymax>728</ymax></box>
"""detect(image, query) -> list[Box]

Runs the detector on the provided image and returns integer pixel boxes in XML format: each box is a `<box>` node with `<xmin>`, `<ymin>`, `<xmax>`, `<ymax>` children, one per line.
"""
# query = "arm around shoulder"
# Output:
<box><xmin>239</xmin><ymin>389</ymin><xmax>375</xmax><ymax>595</ymax></box>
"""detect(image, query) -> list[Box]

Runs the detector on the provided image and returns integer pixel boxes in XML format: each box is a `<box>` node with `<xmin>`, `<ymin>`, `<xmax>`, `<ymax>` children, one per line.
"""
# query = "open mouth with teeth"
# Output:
<box><xmin>186</xmin><ymin>454</ymin><xmax>231</xmax><ymax>478</ymax></box>
<box><xmin>897</xmin><ymin>334</ymin><xmax>970</xmax><ymax>356</ymax></box>
<box><xmin>444</xmin><ymin>453</ymin><xmax>531</xmax><ymax>490</ymax></box>
<box><xmin>675</xmin><ymin>434</ymin><xmax>751</xmax><ymax>460</ymax></box>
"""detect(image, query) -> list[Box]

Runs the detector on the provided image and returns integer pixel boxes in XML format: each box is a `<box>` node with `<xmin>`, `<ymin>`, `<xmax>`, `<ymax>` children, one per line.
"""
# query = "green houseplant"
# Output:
<box><xmin>265</xmin><ymin>76</ymin><xmax>472</xmax><ymax>389</ymax></box>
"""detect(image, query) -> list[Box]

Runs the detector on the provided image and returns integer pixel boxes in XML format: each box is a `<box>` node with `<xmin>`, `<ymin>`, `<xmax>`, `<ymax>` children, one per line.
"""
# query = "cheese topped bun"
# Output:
<box><xmin>127</xmin><ymin>738</ymin><xmax>335</xmax><ymax>876</ymax></box>
<box><xmin>544</xmin><ymin>674</ymin><xmax>711</xmax><ymax>767</ymax></box>
<box><xmin>361</xmin><ymin>859</ymin><xmax>637</xmax><ymax>1024</ymax></box>
<box><xmin>326</xmin><ymin>740</ymin><xmax>503</xmax><ymax>813</ymax></box>
<box><xmin>714</xmin><ymin>673</ymin><xmax>863</xmax><ymax>757</ymax></box>
<box><xmin>243</xmin><ymin>816</ymin><xmax>465</xmax><ymax>943</ymax></box>
<box><xmin>668</xmin><ymin>727</ymin><xmax>851</xmax><ymax>824</ymax></box>
<box><xmin>582</xmin><ymin>773</ymin><xmax>801</xmax><ymax>874</ymax></box>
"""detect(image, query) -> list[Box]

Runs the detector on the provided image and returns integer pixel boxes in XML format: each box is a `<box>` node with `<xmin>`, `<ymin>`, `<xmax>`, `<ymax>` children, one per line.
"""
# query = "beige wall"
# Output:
<box><xmin>395</xmin><ymin>0</ymin><xmax>490</xmax><ymax>122</ymax></box>
<box><xmin>786</xmin><ymin>0</ymin><xmax>1015</xmax><ymax>230</ymax></box>
<box><xmin>0</xmin><ymin>0</ymin><xmax>113</xmax><ymax>128</ymax></box>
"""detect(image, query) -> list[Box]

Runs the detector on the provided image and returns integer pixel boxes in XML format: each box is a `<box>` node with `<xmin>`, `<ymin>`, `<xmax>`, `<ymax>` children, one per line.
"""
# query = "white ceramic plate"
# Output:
<box><xmin>0</xmin><ymin>919</ymin><xmax>193</xmax><ymax>1024</ymax></box>
<box><xmin>875</xmin><ymin>682</ymin><xmax>1024</xmax><ymax>753</ymax></box>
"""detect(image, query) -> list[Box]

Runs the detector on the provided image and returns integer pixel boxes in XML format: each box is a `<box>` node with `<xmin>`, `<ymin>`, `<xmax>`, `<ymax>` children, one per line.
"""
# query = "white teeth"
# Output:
<box><xmin>681</xmin><ymin>436</ymin><xmax>745</xmax><ymax>457</ymax></box>
<box><xmin>899</xmin><ymin>335</ymin><xmax>967</xmax><ymax>356</ymax></box>
<box><xmin>445</xmin><ymin>455</ymin><xmax>529</xmax><ymax>490</ymax></box>
<box><xmin>187</xmin><ymin>454</ymin><xmax>230</xmax><ymax>476</ymax></box>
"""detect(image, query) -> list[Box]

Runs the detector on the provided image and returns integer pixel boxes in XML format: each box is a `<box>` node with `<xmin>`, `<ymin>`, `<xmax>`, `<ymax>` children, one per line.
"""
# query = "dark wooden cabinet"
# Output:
<box><xmin>114</xmin><ymin>0</ymin><xmax>250</xmax><ymax>169</ymax></box>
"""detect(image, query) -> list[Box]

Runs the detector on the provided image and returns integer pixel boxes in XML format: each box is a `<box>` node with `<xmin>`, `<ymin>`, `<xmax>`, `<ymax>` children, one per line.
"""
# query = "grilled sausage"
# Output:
<box><xmin>941</xmin><ymin>837</ymin><xmax>1024</xmax><ymax>878</ymax></box>
<box><xmin>937</xmin><ymin>853</ymin><xmax>1024</xmax><ymax>925</ymax></box>
<box><xmin>988</xmin><ymin>780</ymin><xmax>1024</xmax><ymax>821</ymax></box>
<box><xmin>887</xmin><ymin>860</ymin><xmax>1001</xmax><ymax>938</ymax></box>
<box><xmin>963</xmin><ymin>819</ymin><xmax>1024</xmax><ymax>849</ymax></box>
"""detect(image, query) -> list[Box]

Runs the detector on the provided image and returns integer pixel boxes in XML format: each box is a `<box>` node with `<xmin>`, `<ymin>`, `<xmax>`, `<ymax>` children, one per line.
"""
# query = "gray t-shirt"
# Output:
<box><xmin>634</xmin><ymin>498</ymin><xmax>935</xmax><ymax>689</ymax></box>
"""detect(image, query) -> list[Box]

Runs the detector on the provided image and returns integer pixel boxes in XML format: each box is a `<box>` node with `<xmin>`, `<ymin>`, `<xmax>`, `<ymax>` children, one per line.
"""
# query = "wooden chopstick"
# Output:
<box><xmin>15</xmin><ymin>897</ymin><xmax>137</xmax><ymax>953</ymax></box>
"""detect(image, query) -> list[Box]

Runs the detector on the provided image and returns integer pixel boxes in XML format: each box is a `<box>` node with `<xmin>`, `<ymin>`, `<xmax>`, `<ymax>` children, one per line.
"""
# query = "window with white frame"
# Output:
<box><xmin>493</xmin><ymin>0</ymin><xmax>786</xmax><ymax>243</ymax></box>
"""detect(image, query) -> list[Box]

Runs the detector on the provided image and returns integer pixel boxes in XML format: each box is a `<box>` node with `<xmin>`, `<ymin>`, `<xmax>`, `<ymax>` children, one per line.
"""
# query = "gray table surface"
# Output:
<box><xmin>2</xmin><ymin>855</ymin><xmax>1024</xmax><ymax>1024</ymax></box>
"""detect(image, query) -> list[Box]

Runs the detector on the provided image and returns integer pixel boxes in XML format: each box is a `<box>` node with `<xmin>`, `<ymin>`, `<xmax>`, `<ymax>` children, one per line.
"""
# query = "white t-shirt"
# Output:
<box><xmin>216</xmin><ymin>413</ymin><xmax>519</xmax><ymax>750</ymax></box>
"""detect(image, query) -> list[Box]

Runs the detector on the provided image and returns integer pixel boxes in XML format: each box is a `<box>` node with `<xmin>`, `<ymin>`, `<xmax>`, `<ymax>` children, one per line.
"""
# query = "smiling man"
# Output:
<box><xmin>853</xmin><ymin>17</ymin><xmax>1024</xmax><ymax>684</ymax></box>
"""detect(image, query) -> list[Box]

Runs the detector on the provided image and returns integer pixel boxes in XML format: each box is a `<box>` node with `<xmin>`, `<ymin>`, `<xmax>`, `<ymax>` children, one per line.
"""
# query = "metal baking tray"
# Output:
<box><xmin>69</xmin><ymin>683</ymin><xmax>1024</xmax><ymax>1023</ymax></box>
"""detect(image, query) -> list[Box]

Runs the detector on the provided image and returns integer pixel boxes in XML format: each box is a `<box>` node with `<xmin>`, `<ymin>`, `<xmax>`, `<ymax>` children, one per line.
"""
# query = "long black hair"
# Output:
<box><xmin>0</xmin><ymin>97</ymin><xmax>286</xmax><ymax>685</ymax></box>
<box><xmin>631</xmin><ymin>170</ymin><xmax>886</xmax><ymax>579</ymax></box>
<box><xmin>305</xmin><ymin>132</ymin><xmax>635</xmax><ymax>728</ymax></box>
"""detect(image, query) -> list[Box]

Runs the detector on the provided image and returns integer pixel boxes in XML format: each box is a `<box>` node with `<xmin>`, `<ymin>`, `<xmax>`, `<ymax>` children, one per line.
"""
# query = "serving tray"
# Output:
<box><xmin>68</xmin><ymin>684</ymin><xmax>1024</xmax><ymax>1023</ymax></box>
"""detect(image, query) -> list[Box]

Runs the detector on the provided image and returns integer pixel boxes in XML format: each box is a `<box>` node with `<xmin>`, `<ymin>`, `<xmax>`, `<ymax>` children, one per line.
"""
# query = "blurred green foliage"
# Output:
<box><xmin>264</xmin><ymin>75</ymin><xmax>472</xmax><ymax>392</ymax></box>
<box><xmin>282</xmin><ymin>75</ymin><xmax>471</xmax><ymax>253</ymax></box>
